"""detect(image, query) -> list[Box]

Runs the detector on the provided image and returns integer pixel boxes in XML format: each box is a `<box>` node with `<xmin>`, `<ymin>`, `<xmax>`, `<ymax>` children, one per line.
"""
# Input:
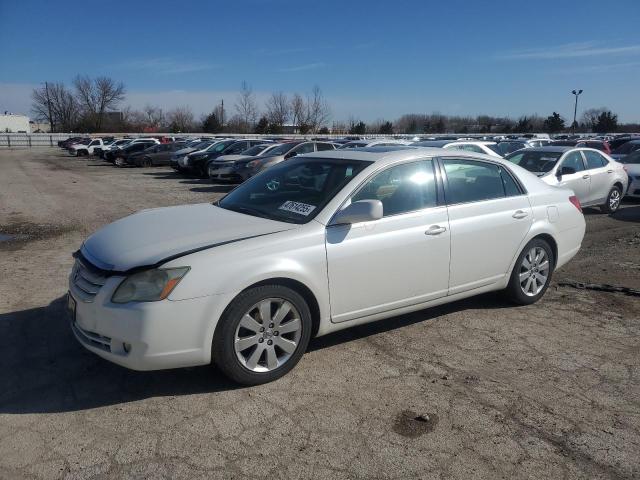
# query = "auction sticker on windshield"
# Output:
<box><xmin>279</xmin><ymin>201</ymin><xmax>316</xmax><ymax>216</ymax></box>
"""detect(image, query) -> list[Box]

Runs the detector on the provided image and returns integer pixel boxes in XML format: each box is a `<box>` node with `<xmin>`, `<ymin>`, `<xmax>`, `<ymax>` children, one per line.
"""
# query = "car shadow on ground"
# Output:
<box><xmin>0</xmin><ymin>292</ymin><xmax>512</xmax><ymax>414</ymax></box>
<box><xmin>190</xmin><ymin>185</ymin><xmax>235</xmax><ymax>194</ymax></box>
<box><xmin>611</xmin><ymin>205</ymin><xmax>640</xmax><ymax>223</ymax></box>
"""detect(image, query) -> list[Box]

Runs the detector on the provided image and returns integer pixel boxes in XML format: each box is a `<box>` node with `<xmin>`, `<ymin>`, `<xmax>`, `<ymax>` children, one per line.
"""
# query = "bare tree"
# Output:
<box><xmin>143</xmin><ymin>104</ymin><xmax>166</xmax><ymax>130</ymax></box>
<box><xmin>31</xmin><ymin>82</ymin><xmax>80</xmax><ymax>132</ymax></box>
<box><xmin>234</xmin><ymin>81</ymin><xmax>258</xmax><ymax>133</ymax></box>
<box><xmin>581</xmin><ymin>107</ymin><xmax>608</xmax><ymax>131</ymax></box>
<box><xmin>73</xmin><ymin>75</ymin><xmax>126</xmax><ymax>131</ymax></box>
<box><xmin>167</xmin><ymin>106</ymin><xmax>195</xmax><ymax>133</ymax></box>
<box><xmin>265</xmin><ymin>92</ymin><xmax>290</xmax><ymax>129</ymax></box>
<box><xmin>290</xmin><ymin>93</ymin><xmax>306</xmax><ymax>128</ymax></box>
<box><xmin>304</xmin><ymin>86</ymin><xmax>331</xmax><ymax>133</ymax></box>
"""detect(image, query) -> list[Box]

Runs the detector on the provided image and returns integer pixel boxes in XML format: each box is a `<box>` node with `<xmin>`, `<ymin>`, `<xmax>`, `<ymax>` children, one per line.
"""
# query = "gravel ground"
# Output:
<box><xmin>0</xmin><ymin>148</ymin><xmax>639</xmax><ymax>480</ymax></box>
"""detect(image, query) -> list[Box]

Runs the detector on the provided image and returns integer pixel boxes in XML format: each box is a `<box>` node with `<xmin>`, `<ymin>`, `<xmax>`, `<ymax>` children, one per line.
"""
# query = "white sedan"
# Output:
<box><xmin>69</xmin><ymin>148</ymin><xmax>585</xmax><ymax>385</ymax></box>
<box><xmin>412</xmin><ymin>140</ymin><xmax>503</xmax><ymax>158</ymax></box>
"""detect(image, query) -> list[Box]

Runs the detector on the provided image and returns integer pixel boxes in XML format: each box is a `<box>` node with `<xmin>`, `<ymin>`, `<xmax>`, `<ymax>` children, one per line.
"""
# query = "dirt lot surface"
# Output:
<box><xmin>1</xmin><ymin>148</ymin><xmax>639</xmax><ymax>480</ymax></box>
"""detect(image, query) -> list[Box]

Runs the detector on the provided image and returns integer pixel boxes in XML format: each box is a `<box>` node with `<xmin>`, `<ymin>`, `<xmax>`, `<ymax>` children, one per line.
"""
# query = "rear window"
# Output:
<box><xmin>505</xmin><ymin>151</ymin><xmax>562</xmax><ymax>173</ymax></box>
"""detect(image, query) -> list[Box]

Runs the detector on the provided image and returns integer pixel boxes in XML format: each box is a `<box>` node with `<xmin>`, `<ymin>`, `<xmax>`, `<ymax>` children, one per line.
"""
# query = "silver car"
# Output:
<box><xmin>506</xmin><ymin>146</ymin><xmax>628</xmax><ymax>213</ymax></box>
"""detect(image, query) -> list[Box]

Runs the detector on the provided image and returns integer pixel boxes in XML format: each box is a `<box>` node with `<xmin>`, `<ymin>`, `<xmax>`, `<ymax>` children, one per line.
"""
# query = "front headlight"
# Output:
<box><xmin>247</xmin><ymin>160</ymin><xmax>262</xmax><ymax>169</ymax></box>
<box><xmin>112</xmin><ymin>267</ymin><xmax>190</xmax><ymax>303</ymax></box>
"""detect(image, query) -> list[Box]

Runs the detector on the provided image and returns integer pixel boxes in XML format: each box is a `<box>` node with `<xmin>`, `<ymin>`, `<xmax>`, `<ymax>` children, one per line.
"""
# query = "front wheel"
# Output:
<box><xmin>142</xmin><ymin>157</ymin><xmax>152</xmax><ymax>168</ymax></box>
<box><xmin>212</xmin><ymin>285</ymin><xmax>312</xmax><ymax>385</ymax></box>
<box><xmin>601</xmin><ymin>186</ymin><xmax>622</xmax><ymax>214</ymax></box>
<box><xmin>505</xmin><ymin>238</ymin><xmax>554</xmax><ymax>305</ymax></box>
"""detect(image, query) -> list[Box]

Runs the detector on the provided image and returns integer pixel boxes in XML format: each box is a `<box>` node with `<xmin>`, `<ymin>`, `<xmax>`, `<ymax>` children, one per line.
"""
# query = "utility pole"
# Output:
<box><xmin>571</xmin><ymin>89</ymin><xmax>583</xmax><ymax>135</ymax></box>
<box><xmin>220</xmin><ymin>99</ymin><xmax>225</xmax><ymax>127</ymax></box>
<box><xmin>44</xmin><ymin>82</ymin><xmax>55</xmax><ymax>133</ymax></box>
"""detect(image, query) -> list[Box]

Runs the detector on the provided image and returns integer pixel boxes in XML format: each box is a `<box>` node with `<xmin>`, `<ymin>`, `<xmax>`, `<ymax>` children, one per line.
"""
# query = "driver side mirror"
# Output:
<box><xmin>331</xmin><ymin>200</ymin><xmax>383</xmax><ymax>225</ymax></box>
<box><xmin>556</xmin><ymin>166</ymin><xmax>576</xmax><ymax>178</ymax></box>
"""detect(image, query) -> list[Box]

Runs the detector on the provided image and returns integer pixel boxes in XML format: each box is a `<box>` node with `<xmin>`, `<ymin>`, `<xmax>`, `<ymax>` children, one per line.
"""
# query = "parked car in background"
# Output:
<box><xmin>618</xmin><ymin>150</ymin><xmax>640</xmax><ymax>198</ymax></box>
<box><xmin>610</xmin><ymin>140</ymin><xmax>640</xmax><ymax>160</ymax></box>
<box><xmin>411</xmin><ymin>140</ymin><xmax>503</xmax><ymax>158</ymax></box>
<box><xmin>339</xmin><ymin>139</ymin><xmax>413</xmax><ymax>149</ymax></box>
<box><xmin>58</xmin><ymin>136</ymin><xmax>86</xmax><ymax>148</ymax></box>
<box><xmin>608</xmin><ymin>135</ymin><xmax>640</xmax><ymax>151</ymax></box>
<box><xmin>181</xmin><ymin>140</ymin><xmax>268</xmax><ymax>177</ymax></box>
<box><xmin>495</xmin><ymin>140</ymin><xmax>535</xmax><ymax>156</ymax></box>
<box><xmin>231</xmin><ymin>140</ymin><xmax>337</xmax><ymax>181</ymax></box>
<box><xmin>68</xmin><ymin>148</ymin><xmax>585</xmax><ymax>385</ymax></box>
<box><xmin>68</xmin><ymin>138</ymin><xmax>104</xmax><ymax>156</ymax></box>
<box><xmin>170</xmin><ymin>140</ymin><xmax>219</xmax><ymax>171</ymax></box>
<box><xmin>111</xmin><ymin>139</ymin><xmax>160</xmax><ymax>166</ymax></box>
<box><xmin>207</xmin><ymin>144</ymin><xmax>284</xmax><ymax>182</ymax></box>
<box><xmin>124</xmin><ymin>142</ymin><xmax>187</xmax><ymax>167</ymax></box>
<box><xmin>98</xmin><ymin>139</ymin><xmax>131</xmax><ymax>158</ymax></box>
<box><xmin>575</xmin><ymin>140</ymin><xmax>611</xmax><ymax>154</ymax></box>
<box><xmin>505</xmin><ymin>146</ymin><xmax>627</xmax><ymax>213</ymax></box>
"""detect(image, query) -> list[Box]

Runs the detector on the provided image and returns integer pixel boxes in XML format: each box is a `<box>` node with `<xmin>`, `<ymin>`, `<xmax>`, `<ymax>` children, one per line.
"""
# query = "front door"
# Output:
<box><xmin>326</xmin><ymin>160</ymin><xmax>450</xmax><ymax>323</ymax></box>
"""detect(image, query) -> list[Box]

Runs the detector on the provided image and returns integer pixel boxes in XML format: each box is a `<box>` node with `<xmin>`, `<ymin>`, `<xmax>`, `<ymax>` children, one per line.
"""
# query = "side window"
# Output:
<box><xmin>89</xmin><ymin>140</ymin><xmax>99</xmax><ymax>146</ymax></box>
<box><xmin>560</xmin><ymin>152</ymin><xmax>586</xmax><ymax>172</ymax></box>
<box><xmin>316</xmin><ymin>142</ymin><xmax>335</xmax><ymax>151</ymax></box>
<box><xmin>351</xmin><ymin>161</ymin><xmax>437</xmax><ymax>216</ymax></box>
<box><xmin>583</xmin><ymin>150</ymin><xmax>607</xmax><ymax>169</ymax></box>
<box><xmin>443</xmin><ymin>159</ymin><xmax>506</xmax><ymax>204</ymax></box>
<box><xmin>500</xmin><ymin>167</ymin><xmax>522</xmax><ymax>196</ymax></box>
<box><xmin>294</xmin><ymin>143</ymin><xmax>315</xmax><ymax>155</ymax></box>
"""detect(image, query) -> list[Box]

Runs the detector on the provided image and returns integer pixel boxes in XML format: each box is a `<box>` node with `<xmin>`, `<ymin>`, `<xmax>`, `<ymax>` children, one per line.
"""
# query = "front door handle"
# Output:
<box><xmin>607</xmin><ymin>170</ymin><xmax>613</xmax><ymax>173</ymax></box>
<box><xmin>582</xmin><ymin>174</ymin><xmax>590</xmax><ymax>179</ymax></box>
<box><xmin>512</xmin><ymin>210</ymin><xmax>529</xmax><ymax>219</ymax></box>
<box><xmin>425</xmin><ymin>225</ymin><xmax>447</xmax><ymax>236</ymax></box>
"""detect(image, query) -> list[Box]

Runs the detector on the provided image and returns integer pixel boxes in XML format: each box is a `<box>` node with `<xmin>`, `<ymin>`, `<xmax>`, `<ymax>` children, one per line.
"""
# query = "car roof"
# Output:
<box><xmin>514</xmin><ymin>146</ymin><xmax>572</xmax><ymax>153</ymax></box>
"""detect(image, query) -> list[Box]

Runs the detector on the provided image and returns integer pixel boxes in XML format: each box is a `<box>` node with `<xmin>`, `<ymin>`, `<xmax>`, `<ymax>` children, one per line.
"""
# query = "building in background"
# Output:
<box><xmin>0</xmin><ymin>113</ymin><xmax>30</xmax><ymax>133</ymax></box>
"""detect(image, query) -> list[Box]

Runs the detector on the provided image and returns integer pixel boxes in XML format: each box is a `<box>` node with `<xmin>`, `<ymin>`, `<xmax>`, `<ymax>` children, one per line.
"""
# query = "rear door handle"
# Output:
<box><xmin>425</xmin><ymin>225</ymin><xmax>447</xmax><ymax>236</ymax></box>
<box><xmin>512</xmin><ymin>210</ymin><xmax>529</xmax><ymax>219</ymax></box>
<box><xmin>607</xmin><ymin>170</ymin><xmax>613</xmax><ymax>173</ymax></box>
<box><xmin>582</xmin><ymin>174</ymin><xmax>590</xmax><ymax>179</ymax></box>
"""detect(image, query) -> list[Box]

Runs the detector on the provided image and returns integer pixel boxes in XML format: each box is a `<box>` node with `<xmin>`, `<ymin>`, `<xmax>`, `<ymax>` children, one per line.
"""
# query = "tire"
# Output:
<box><xmin>505</xmin><ymin>238</ymin><xmax>554</xmax><ymax>305</ymax></box>
<box><xmin>212</xmin><ymin>285</ymin><xmax>312</xmax><ymax>385</ymax></box>
<box><xmin>601</xmin><ymin>186</ymin><xmax>622</xmax><ymax>214</ymax></box>
<box><xmin>142</xmin><ymin>157</ymin><xmax>152</xmax><ymax>168</ymax></box>
<box><xmin>114</xmin><ymin>157</ymin><xmax>123</xmax><ymax>167</ymax></box>
<box><xmin>198</xmin><ymin>163</ymin><xmax>208</xmax><ymax>178</ymax></box>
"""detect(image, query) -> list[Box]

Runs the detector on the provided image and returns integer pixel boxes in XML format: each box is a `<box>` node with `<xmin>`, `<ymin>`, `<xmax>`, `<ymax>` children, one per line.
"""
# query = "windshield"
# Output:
<box><xmin>218</xmin><ymin>158</ymin><xmax>371</xmax><ymax>224</ymax></box>
<box><xmin>612</xmin><ymin>142</ymin><xmax>640</xmax><ymax>155</ymax></box>
<box><xmin>506</xmin><ymin>151</ymin><xmax>562</xmax><ymax>173</ymax></box>
<box><xmin>241</xmin><ymin>145</ymin><xmax>268</xmax><ymax>156</ymax></box>
<box><xmin>339</xmin><ymin>142</ymin><xmax>368</xmax><ymax>149</ymax></box>
<box><xmin>619</xmin><ymin>152</ymin><xmax>640</xmax><ymax>164</ymax></box>
<box><xmin>262</xmin><ymin>143</ymin><xmax>297</xmax><ymax>156</ymax></box>
<box><xmin>487</xmin><ymin>144</ymin><xmax>502</xmax><ymax>155</ymax></box>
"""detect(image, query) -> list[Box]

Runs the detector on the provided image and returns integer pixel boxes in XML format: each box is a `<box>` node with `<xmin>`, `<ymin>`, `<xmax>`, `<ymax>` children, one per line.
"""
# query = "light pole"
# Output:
<box><xmin>571</xmin><ymin>89</ymin><xmax>583</xmax><ymax>134</ymax></box>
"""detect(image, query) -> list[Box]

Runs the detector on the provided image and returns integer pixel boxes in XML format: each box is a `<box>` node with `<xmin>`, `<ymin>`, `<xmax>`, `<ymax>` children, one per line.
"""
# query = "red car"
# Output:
<box><xmin>576</xmin><ymin>140</ymin><xmax>611</xmax><ymax>154</ymax></box>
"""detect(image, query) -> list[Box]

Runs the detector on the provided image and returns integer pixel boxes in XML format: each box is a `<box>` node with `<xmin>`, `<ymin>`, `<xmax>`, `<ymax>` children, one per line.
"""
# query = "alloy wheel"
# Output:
<box><xmin>234</xmin><ymin>298</ymin><xmax>302</xmax><ymax>372</ymax></box>
<box><xmin>609</xmin><ymin>189</ymin><xmax>621</xmax><ymax>211</ymax></box>
<box><xmin>519</xmin><ymin>247</ymin><xmax>550</xmax><ymax>297</ymax></box>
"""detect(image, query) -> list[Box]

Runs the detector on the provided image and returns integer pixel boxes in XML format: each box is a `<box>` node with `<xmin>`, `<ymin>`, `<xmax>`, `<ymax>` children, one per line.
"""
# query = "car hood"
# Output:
<box><xmin>174</xmin><ymin>147</ymin><xmax>197</xmax><ymax>156</ymax></box>
<box><xmin>80</xmin><ymin>203</ymin><xmax>295</xmax><ymax>272</ymax></box>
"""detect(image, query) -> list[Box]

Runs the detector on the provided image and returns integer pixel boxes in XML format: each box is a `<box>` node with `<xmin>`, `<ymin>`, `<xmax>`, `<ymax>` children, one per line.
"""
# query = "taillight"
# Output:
<box><xmin>623</xmin><ymin>165</ymin><xmax>628</xmax><ymax>173</ymax></box>
<box><xmin>569</xmin><ymin>195</ymin><xmax>582</xmax><ymax>212</ymax></box>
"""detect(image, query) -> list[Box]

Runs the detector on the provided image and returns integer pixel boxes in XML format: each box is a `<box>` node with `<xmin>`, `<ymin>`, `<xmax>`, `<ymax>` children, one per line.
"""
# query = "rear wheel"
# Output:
<box><xmin>142</xmin><ymin>157</ymin><xmax>152</xmax><ymax>168</ymax></box>
<box><xmin>212</xmin><ymin>285</ymin><xmax>312</xmax><ymax>385</ymax></box>
<box><xmin>505</xmin><ymin>238</ymin><xmax>554</xmax><ymax>305</ymax></box>
<box><xmin>601</xmin><ymin>186</ymin><xmax>622</xmax><ymax>213</ymax></box>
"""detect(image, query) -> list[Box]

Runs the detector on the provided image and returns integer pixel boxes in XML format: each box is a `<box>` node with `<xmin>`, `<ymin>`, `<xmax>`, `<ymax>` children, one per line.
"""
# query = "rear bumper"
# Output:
<box><xmin>625</xmin><ymin>177</ymin><xmax>640</xmax><ymax>197</ymax></box>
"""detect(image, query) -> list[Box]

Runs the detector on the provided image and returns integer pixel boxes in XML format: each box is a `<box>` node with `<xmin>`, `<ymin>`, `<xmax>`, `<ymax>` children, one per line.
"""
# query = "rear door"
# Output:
<box><xmin>556</xmin><ymin>151</ymin><xmax>590</xmax><ymax>204</ymax></box>
<box><xmin>441</xmin><ymin>158</ymin><xmax>533</xmax><ymax>294</ymax></box>
<box><xmin>582</xmin><ymin>150</ymin><xmax>610</xmax><ymax>204</ymax></box>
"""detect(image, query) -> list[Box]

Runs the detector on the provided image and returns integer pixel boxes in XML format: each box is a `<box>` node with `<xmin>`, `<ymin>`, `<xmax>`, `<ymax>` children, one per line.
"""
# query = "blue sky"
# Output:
<box><xmin>1</xmin><ymin>0</ymin><xmax>639</xmax><ymax>122</ymax></box>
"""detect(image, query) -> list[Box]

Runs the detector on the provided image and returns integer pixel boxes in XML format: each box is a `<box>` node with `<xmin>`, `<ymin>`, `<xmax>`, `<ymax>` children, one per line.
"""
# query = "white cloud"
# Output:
<box><xmin>278</xmin><ymin>62</ymin><xmax>327</xmax><ymax>72</ymax></box>
<box><xmin>496</xmin><ymin>42</ymin><xmax>640</xmax><ymax>60</ymax></box>
<box><xmin>116</xmin><ymin>58</ymin><xmax>217</xmax><ymax>74</ymax></box>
